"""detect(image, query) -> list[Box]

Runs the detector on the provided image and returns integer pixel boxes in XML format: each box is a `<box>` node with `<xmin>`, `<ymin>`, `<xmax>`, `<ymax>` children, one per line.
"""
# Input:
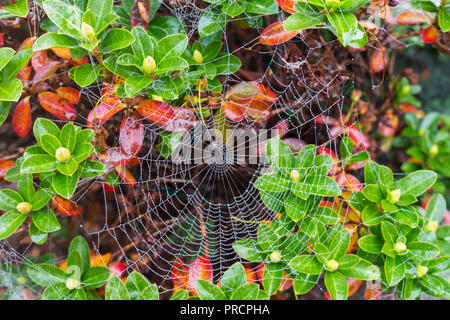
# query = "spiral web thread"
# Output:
<box><xmin>0</xmin><ymin>0</ymin><xmax>422</xmax><ymax>300</ymax></box>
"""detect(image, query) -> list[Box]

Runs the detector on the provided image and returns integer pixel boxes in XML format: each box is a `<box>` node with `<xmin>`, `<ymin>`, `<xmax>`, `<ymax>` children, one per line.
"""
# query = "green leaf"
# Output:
<box><xmin>0</xmin><ymin>210</ymin><xmax>27</xmax><ymax>240</ymax></box>
<box><xmin>222</xmin><ymin>1</ymin><xmax>245</xmax><ymax>17</ymax></box>
<box><xmin>57</xmin><ymin>159</ymin><xmax>79</xmax><ymax>176</ymax></box>
<box><xmin>395</xmin><ymin>170</ymin><xmax>437</xmax><ymax>197</ymax></box>
<box><xmin>32</xmin><ymin>206</ymin><xmax>60</xmax><ymax>233</ymax></box>
<box><xmin>31</xmin><ymin>189</ymin><xmax>52</xmax><ymax>211</ymax></box>
<box><xmin>79</xmin><ymin>160</ymin><xmax>107</xmax><ymax>178</ymax></box>
<box><xmin>100</xmin><ymin>28</ymin><xmax>135</xmax><ymax>53</ymax></box>
<box><xmin>358</xmin><ymin>235</ymin><xmax>383</xmax><ymax>254</ymax></box>
<box><xmin>259</xmin><ymin>191</ymin><xmax>286</xmax><ymax>214</ymax></box>
<box><xmin>328</xmin><ymin>229</ymin><xmax>350</xmax><ymax>259</ymax></box>
<box><xmin>284</xmin><ymin>12</ymin><xmax>325</xmax><ymax>31</ymax></box>
<box><xmin>73</xmin><ymin>142</ymin><xmax>95</xmax><ymax>163</ymax></box>
<box><xmin>198</xmin><ymin>6</ymin><xmax>228</xmax><ymax>37</ymax></box>
<box><xmin>33</xmin><ymin>118</ymin><xmax>60</xmax><ymax>143</ymax></box>
<box><xmin>288</xmin><ymin>255</ymin><xmax>323</xmax><ymax>275</ymax></box>
<box><xmin>0</xmin><ymin>101</ymin><xmax>11</xmax><ymax>125</ymax></box>
<box><xmin>362</xmin><ymin>184</ymin><xmax>383</xmax><ymax>203</ymax></box>
<box><xmin>105</xmin><ymin>275</ymin><xmax>130</xmax><ymax>300</ymax></box>
<box><xmin>439</xmin><ymin>4</ymin><xmax>450</xmax><ymax>33</ymax></box>
<box><xmin>2</xmin><ymin>0</ymin><xmax>28</xmax><ymax>17</ymax></box>
<box><xmin>266</xmin><ymin>138</ymin><xmax>294</xmax><ymax>177</ymax></box>
<box><xmin>293</xmin><ymin>273</ymin><xmax>319</xmax><ymax>295</ymax></box>
<box><xmin>0</xmin><ymin>189</ymin><xmax>23</xmax><ymax>210</ymax></box>
<box><xmin>362</xmin><ymin>203</ymin><xmax>383</xmax><ymax>226</ymax></box>
<box><xmin>86</xmin><ymin>0</ymin><xmax>118</xmax><ymax>33</ymax></box>
<box><xmin>195</xmin><ymin>280</ymin><xmax>227</xmax><ymax>300</ymax></box>
<box><xmin>283</xmin><ymin>193</ymin><xmax>309</xmax><ymax>222</ymax></box>
<box><xmin>384</xmin><ymin>256</ymin><xmax>406</xmax><ymax>287</ymax></box>
<box><xmin>69</xmin><ymin>236</ymin><xmax>91</xmax><ymax>271</ymax></box>
<box><xmin>0</xmin><ymin>78</ymin><xmax>23</xmax><ymax>102</ymax></box>
<box><xmin>60</xmin><ymin>122</ymin><xmax>77</xmax><ymax>152</ymax></box>
<box><xmin>245</xmin><ymin>0</ymin><xmax>278</xmax><ymax>14</ymax></box>
<box><xmin>324</xmin><ymin>271</ymin><xmax>348</xmax><ymax>300</ymax></box>
<box><xmin>254</xmin><ymin>173</ymin><xmax>291</xmax><ymax>193</ymax></box>
<box><xmin>154</xmin><ymin>56</ymin><xmax>189</xmax><ymax>75</ymax></box>
<box><xmin>20</xmin><ymin>154</ymin><xmax>57</xmax><ymax>174</ymax></box>
<box><xmin>220</xmin><ymin>262</ymin><xmax>247</xmax><ymax>298</ymax></box>
<box><xmin>33</xmin><ymin>32</ymin><xmax>80</xmax><ymax>51</ymax></box>
<box><xmin>419</xmin><ymin>274</ymin><xmax>445</xmax><ymax>297</ymax></box>
<box><xmin>262</xmin><ymin>263</ymin><xmax>283</xmax><ymax>296</ymax></box>
<box><xmin>211</xmin><ymin>54</ymin><xmax>241</xmax><ymax>75</ymax></box>
<box><xmin>52</xmin><ymin>171</ymin><xmax>80</xmax><ymax>198</ymax></box>
<box><xmin>43</xmin><ymin>0</ymin><xmax>82</xmax><ymax>37</ymax></box>
<box><xmin>27</xmin><ymin>263</ymin><xmax>69</xmax><ymax>286</ymax></box>
<box><xmin>40</xmin><ymin>133</ymin><xmax>62</xmax><ymax>156</ymax></box>
<box><xmin>29</xmin><ymin>222</ymin><xmax>48</xmax><ymax>245</ymax></box>
<box><xmin>69</xmin><ymin>64</ymin><xmax>101</xmax><ymax>87</ymax></box>
<box><xmin>408</xmin><ymin>241</ymin><xmax>440</xmax><ymax>261</ymax></box>
<box><xmin>124</xmin><ymin>75</ymin><xmax>153</xmax><ymax>97</ymax></box>
<box><xmin>425</xmin><ymin>193</ymin><xmax>446</xmax><ymax>222</ymax></box>
<box><xmin>82</xmin><ymin>266</ymin><xmax>111</xmax><ymax>289</ymax></box>
<box><xmin>131</xmin><ymin>27</ymin><xmax>154</xmax><ymax>61</ymax></box>
<box><xmin>67</xmin><ymin>249</ymin><xmax>83</xmax><ymax>274</ymax></box>
<box><xmin>293</xmin><ymin>175</ymin><xmax>341</xmax><ymax>198</ymax></box>
<box><xmin>232</xmin><ymin>239</ymin><xmax>264</xmax><ymax>262</ymax></box>
<box><xmin>126</xmin><ymin>271</ymin><xmax>158</xmax><ymax>300</ymax></box>
<box><xmin>339</xmin><ymin>259</ymin><xmax>379</xmax><ymax>280</ymax></box>
<box><xmin>229</xmin><ymin>283</ymin><xmax>261</xmax><ymax>300</ymax></box>
<box><xmin>327</xmin><ymin>12</ymin><xmax>368</xmax><ymax>48</ymax></box>
<box><xmin>3</xmin><ymin>49</ymin><xmax>32</xmax><ymax>80</ymax></box>
<box><xmin>154</xmin><ymin>34</ymin><xmax>188</xmax><ymax>62</ymax></box>
<box><xmin>0</xmin><ymin>47</ymin><xmax>15</xmax><ymax>71</ymax></box>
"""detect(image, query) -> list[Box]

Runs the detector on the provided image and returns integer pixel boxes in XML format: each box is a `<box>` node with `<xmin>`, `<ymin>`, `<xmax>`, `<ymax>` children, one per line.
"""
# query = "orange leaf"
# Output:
<box><xmin>38</xmin><ymin>91</ymin><xmax>77</xmax><ymax>120</ymax></box>
<box><xmin>12</xmin><ymin>97</ymin><xmax>31</xmax><ymax>138</ymax></box>
<box><xmin>31</xmin><ymin>51</ymin><xmax>48</xmax><ymax>72</ymax></box>
<box><xmin>422</xmin><ymin>25</ymin><xmax>439</xmax><ymax>44</ymax></box>
<box><xmin>276</xmin><ymin>0</ymin><xmax>297</xmax><ymax>14</ymax></box>
<box><xmin>188</xmin><ymin>256</ymin><xmax>213</xmax><ymax>296</ymax></box>
<box><xmin>0</xmin><ymin>160</ymin><xmax>15</xmax><ymax>180</ymax></box>
<box><xmin>369</xmin><ymin>49</ymin><xmax>388</xmax><ymax>74</ymax></box>
<box><xmin>17</xmin><ymin>66</ymin><xmax>31</xmax><ymax>81</ymax></box>
<box><xmin>114</xmin><ymin>164</ymin><xmax>137</xmax><ymax>185</ymax></box>
<box><xmin>397</xmin><ymin>11</ymin><xmax>427</xmax><ymax>25</ymax></box>
<box><xmin>171</xmin><ymin>257</ymin><xmax>189</xmax><ymax>292</ymax></box>
<box><xmin>52</xmin><ymin>195</ymin><xmax>83</xmax><ymax>217</ymax></box>
<box><xmin>131</xmin><ymin>0</ymin><xmax>150</xmax><ymax>29</ymax></box>
<box><xmin>32</xmin><ymin>61</ymin><xmax>60</xmax><ymax>84</ymax></box>
<box><xmin>101</xmin><ymin>147</ymin><xmax>133</xmax><ymax>166</ymax></box>
<box><xmin>336</xmin><ymin>173</ymin><xmax>362</xmax><ymax>192</ymax></box>
<box><xmin>120</xmin><ymin>113</ymin><xmax>144</xmax><ymax>156</ymax></box>
<box><xmin>56</xmin><ymin>87</ymin><xmax>81</xmax><ymax>105</ymax></box>
<box><xmin>260</xmin><ymin>21</ymin><xmax>299</xmax><ymax>45</ymax></box>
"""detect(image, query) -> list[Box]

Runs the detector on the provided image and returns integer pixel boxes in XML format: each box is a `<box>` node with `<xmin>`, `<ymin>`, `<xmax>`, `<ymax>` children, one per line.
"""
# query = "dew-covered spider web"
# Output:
<box><xmin>0</xmin><ymin>0</ymin><xmax>423</xmax><ymax>300</ymax></box>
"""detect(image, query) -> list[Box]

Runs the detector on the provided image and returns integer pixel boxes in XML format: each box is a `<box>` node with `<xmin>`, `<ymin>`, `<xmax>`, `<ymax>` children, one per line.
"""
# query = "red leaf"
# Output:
<box><xmin>369</xmin><ymin>49</ymin><xmax>388</xmax><ymax>74</ymax></box>
<box><xmin>397</xmin><ymin>11</ymin><xmax>427</xmax><ymax>25</ymax></box>
<box><xmin>17</xmin><ymin>66</ymin><xmax>31</xmax><ymax>81</ymax></box>
<box><xmin>110</xmin><ymin>263</ymin><xmax>126</xmax><ymax>277</ymax></box>
<box><xmin>317</xmin><ymin>147</ymin><xmax>340</xmax><ymax>174</ymax></box>
<box><xmin>135</xmin><ymin>99</ymin><xmax>176</xmax><ymax>127</ymax></box>
<box><xmin>274</xmin><ymin>119</ymin><xmax>289</xmax><ymax>138</ymax></box>
<box><xmin>52</xmin><ymin>195</ymin><xmax>83</xmax><ymax>216</ymax></box>
<box><xmin>282</xmin><ymin>138</ymin><xmax>306</xmax><ymax>153</ymax></box>
<box><xmin>100</xmin><ymin>147</ymin><xmax>132</xmax><ymax>166</ymax></box>
<box><xmin>12</xmin><ymin>97</ymin><xmax>31</xmax><ymax>138</ymax></box>
<box><xmin>345</xmin><ymin>125</ymin><xmax>369</xmax><ymax>150</ymax></box>
<box><xmin>378</xmin><ymin>110</ymin><xmax>398</xmax><ymax>137</ymax></box>
<box><xmin>336</xmin><ymin>173</ymin><xmax>362</xmax><ymax>192</ymax></box>
<box><xmin>314</xmin><ymin>115</ymin><xmax>340</xmax><ymax>127</ymax></box>
<box><xmin>171</xmin><ymin>257</ymin><xmax>189</xmax><ymax>292</ymax></box>
<box><xmin>260</xmin><ymin>21</ymin><xmax>299</xmax><ymax>45</ymax></box>
<box><xmin>120</xmin><ymin>113</ymin><xmax>144</xmax><ymax>156</ymax></box>
<box><xmin>226</xmin><ymin>82</ymin><xmax>259</xmax><ymax>101</ymax></box>
<box><xmin>223</xmin><ymin>99</ymin><xmax>271</xmax><ymax>122</ymax></box>
<box><xmin>251</xmin><ymin>82</ymin><xmax>278</xmax><ymax>103</ymax></box>
<box><xmin>32</xmin><ymin>60</ymin><xmax>60</xmax><ymax>84</ymax></box>
<box><xmin>167</xmin><ymin>107</ymin><xmax>197</xmax><ymax>132</ymax></box>
<box><xmin>364</xmin><ymin>282</ymin><xmax>382</xmax><ymax>300</ymax></box>
<box><xmin>0</xmin><ymin>33</ymin><xmax>3</xmax><ymax>47</ymax></box>
<box><xmin>31</xmin><ymin>51</ymin><xmax>48</xmax><ymax>72</ymax></box>
<box><xmin>276</xmin><ymin>0</ymin><xmax>297</xmax><ymax>14</ymax></box>
<box><xmin>0</xmin><ymin>160</ymin><xmax>15</xmax><ymax>180</ymax></box>
<box><xmin>422</xmin><ymin>25</ymin><xmax>439</xmax><ymax>44</ymax></box>
<box><xmin>38</xmin><ymin>91</ymin><xmax>77</xmax><ymax>120</ymax></box>
<box><xmin>56</xmin><ymin>87</ymin><xmax>81</xmax><ymax>105</ymax></box>
<box><xmin>222</xmin><ymin>101</ymin><xmax>244</xmax><ymax>122</ymax></box>
<box><xmin>115</xmin><ymin>164</ymin><xmax>137</xmax><ymax>185</ymax></box>
<box><xmin>18</xmin><ymin>37</ymin><xmax>35</xmax><ymax>51</ymax></box>
<box><xmin>131</xmin><ymin>0</ymin><xmax>150</xmax><ymax>29</ymax></box>
<box><xmin>188</xmin><ymin>256</ymin><xmax>213</xmax><ymax>296</ymax></box>
<box><xmin>87</xmin><ymin>101</ymin><xmax>126</xmax><ymax>127</ymax></box>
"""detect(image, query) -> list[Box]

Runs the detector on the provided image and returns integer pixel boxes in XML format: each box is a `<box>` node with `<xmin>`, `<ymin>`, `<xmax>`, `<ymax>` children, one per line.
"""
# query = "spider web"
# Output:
<box><xmin>0</xmin><ymin>0</ymin><xmax>423</xmax><ymax>300</ymax></box>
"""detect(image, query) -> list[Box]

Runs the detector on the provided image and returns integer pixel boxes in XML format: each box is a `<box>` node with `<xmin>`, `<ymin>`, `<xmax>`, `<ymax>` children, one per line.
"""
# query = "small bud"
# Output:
<box><xmin>418</xmin><ymin>129</ymin><xmax>425</xmax><ymax>136</ymax></box>
<box><xmin>425</xmin><ymin>221</ymin><xmax>438</xmax><ymax>233</ymax></box>
<box><xmin>430</xmin><ymin>144</ymin><xmax>439</xmax><ymax>157</ymax></box>
<box><xmin>65</xmin><ymin>277</ymin><xmax>80</xmax><ymax>290</ymax></box>
<box><xmin>269</xmin><ymin>251</ymin><xmax>281</xmax><ymax>263</ymax></box>
<box><xmin>16</xmin><ymin>276</ymin><xmax>27</xmax><ymax>285</ymax></box>
<box><xmin>193</xmin><ymin>50</ymin><xmax>203</xmax><ymax>64</ymax></box>
<box><xmin>290</xmin><ymin>169</ymin><xmax>300</xmax><ymax>183</ymax></box>
<box><xmin>389</xmin><ymin>189</ymin><xmax>401</xmax><ymax>204</ymax></box>
<box><xmin>55</xmin><ymin>147</ymin><xmax>72</xmax><ymax>162</ymax></box>
<box><xmin>416</xmin><ymin>265</ymin><xmax>428</xmax><ymax>278</ymax></box>
<box><xmin>142</xmin><ymin>56</ymin><xmax>157</xmax><ymax>75</ymax></box>
<box><xmin>325</xmin><ymin>259</ymin><xmax>339</xmax><ymax>271</ymax></box>
<box><xmin>401</xmin><ymin>85</ymin><xmax>411</xmax><ymax>96</ymax></box>
<box><xmin>394</xmin><ymin>242</ymin><xmax>407</xmax><ymax>254</ymax></box>
<box><xmin>16</xmin><ymin>202</ymin><xmax>32</xmax><ymax>214</ymax></box>
<box><xmin>81</xmin><ymin>22</ymin><xmax>96</xmax><ymax>42</ymax></box>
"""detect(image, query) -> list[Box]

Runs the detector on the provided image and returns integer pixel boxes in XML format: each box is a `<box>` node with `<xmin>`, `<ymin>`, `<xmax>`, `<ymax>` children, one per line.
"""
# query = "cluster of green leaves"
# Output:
<box><xmin>0</xmin><ymin>0</ymin><xmax>29</xmax><ymax>19</ymax></box>
<box><xmin>351</xmin><ymin>162</ymin><xmax>450</xmax><ymax>299</ymax></box>
<box><xmin>394</xmin><ymin>112</ymin><xmax>450</xmax><ymax>194</ymax></box>
<box><xmin>284</xmin><ymin>0</ymin><xmax>368</xmax><ymax>49</ymax></box>
<box><xmin>198</xmin><ymin>0</ymin><xmax>276</xmax><ymax>36</ymax></box>
<box><xmin>172</xmin><ymin>262</ymin><xmax>268</xmax><ymax>300</ymax></box>
<box><xmin>24</xmin><ymin>236</ymin><xmax>159</xmax><ymax>300</ymax></box>
<box><xmin>394</xmin><ymin>77</ymin><xmax>422</xmax><ymax>108</ymax></box>
<box><xmin>354</xmin><ymin>160</ymin><xmax>437</xmax><ymax>228</ymax></box>
<box><xmin>0</xmin><ymin>118</ymin><xmax>105</xmax><ymax>243</ymax></box>
<box><xmin>0</xmin><ymin>48</ymin><xmax>32</xmax><ymax>125</ymax></box>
